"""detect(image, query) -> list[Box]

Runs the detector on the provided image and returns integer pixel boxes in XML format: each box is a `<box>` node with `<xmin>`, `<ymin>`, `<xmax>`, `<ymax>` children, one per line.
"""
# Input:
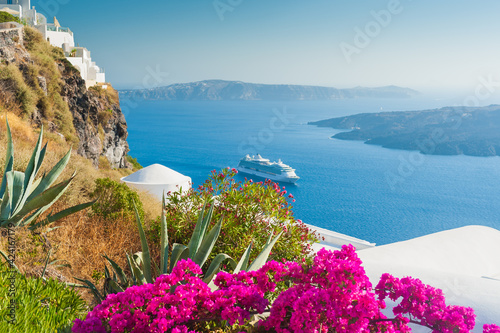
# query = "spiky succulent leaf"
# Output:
<box><xmin>28</xmin><ymin>149</ymin><xmax>72</xmax><ymax>201</ymax></box>
<box><xmin>10</xmin><ymin>175</ymin><xmax>75</xmax><ymax>226</ymax></box>
<box><xmin>169</xmin><ymin>243</ymin><xmax>188</xmax><ymax>273</ymax></box>
<box><xmin>247</xmin><ymin>231</ymin><xmax>283</xmax><ymax>272</ymax></box>
<box><xmin>233</xmin><ymin>241</ymin><xmax>253</xmax><ymax>274</ymax></box>
<box><xmin>0</xmin><ymin>120</ymin><xmax>14</xmax><ymax>199</ymax></box>
<box><xmin>193</xmin><ymin>216</ymin><xmax>223</xmax><ymax>268</ymax></box>
<box><xmin>203</xmin><ymin>253</ymin><xmax>235</xmax><ymax>285</ymax></box>
<box><xmin>103</xmin><ymin>254</ymin><xmax>128</xmax><ymax>287</ymax></box>
<box><xmin>74</xmin><ymin>278</ymin><xmax>103</xmax><ymax>303</ymax></box>
<box><xmin>160</xmin><ymin>192</ymin><xmax>168</xmax><ymax>275</ymax></box>
<box><xmin>133</xmin><ymin>201</ymin><xmax>152</xmax><ymax>283</ymax></box>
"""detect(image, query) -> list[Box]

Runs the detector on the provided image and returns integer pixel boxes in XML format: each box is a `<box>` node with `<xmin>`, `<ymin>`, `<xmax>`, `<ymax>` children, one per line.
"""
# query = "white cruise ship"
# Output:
<box><xmin>237</xmin><ymin>154</ymin><xmax>300</xmax><ymax>183</ymax></box>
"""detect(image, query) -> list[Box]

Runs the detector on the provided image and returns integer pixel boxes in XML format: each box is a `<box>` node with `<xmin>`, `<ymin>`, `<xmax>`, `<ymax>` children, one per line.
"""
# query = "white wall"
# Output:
<box><xmin>45</xmin><ymin>30</ymin><xmax>74</xmax><ymax>48</ymax></box>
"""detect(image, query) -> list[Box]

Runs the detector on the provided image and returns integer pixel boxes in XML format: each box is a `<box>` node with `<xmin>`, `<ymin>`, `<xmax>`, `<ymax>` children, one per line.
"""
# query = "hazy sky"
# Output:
<box><xmin>32</xmin><ymin>0</ymin><xmax>500</xmax><ymax>93</ymax></box>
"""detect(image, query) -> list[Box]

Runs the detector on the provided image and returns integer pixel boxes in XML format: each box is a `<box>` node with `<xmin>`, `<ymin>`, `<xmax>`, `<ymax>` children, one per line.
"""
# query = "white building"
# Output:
<box><xmin>0</xmin><ymin>0</ymin><xmax>46</xmax><ymax>26</ymax></box>
<box><xmin>34</xmin><ymin>18</ymin><xmax>106</xmax><ymax>88</ymax></box>
<box><xmin>0</xmin><ymin>1</ymin><xmax>106</xmax><ymax>88</ymax></box>
<box><xmin>121</xmin><ymin>164</ymin><xmax>192</xmax><ymax>201</ymax></box>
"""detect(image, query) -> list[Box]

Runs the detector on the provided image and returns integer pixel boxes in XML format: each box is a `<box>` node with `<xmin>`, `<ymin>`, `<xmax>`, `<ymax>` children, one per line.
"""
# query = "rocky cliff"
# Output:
<box><xmin>0</xmin><ymin>24</ymin><xmax>129</xmax><ymax>168</ymax></box>
<box><xmin>60</xmin><ymin>73</ymin><xmax>129</xmax><ymax>168</ymax></box>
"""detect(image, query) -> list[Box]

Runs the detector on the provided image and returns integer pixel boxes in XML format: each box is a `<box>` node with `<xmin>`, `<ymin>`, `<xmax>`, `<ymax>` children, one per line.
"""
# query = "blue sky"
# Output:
<box><xmin>31</xmin><ymin>0</ymin><xmax>500</xmax><ymax>93</ymax></box>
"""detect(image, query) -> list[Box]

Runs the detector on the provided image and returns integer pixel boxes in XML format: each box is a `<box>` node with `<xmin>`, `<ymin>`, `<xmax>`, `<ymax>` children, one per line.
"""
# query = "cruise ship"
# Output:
<box><xmin>237</xmin><ymin>154</ymin><xmax>300</xmax><ymax>183</ymax></box>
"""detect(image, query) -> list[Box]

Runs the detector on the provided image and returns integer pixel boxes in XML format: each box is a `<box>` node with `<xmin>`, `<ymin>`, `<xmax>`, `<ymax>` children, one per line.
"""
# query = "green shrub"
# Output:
<box><xmin>0</xmin><ymin>12</ymin><xmax>21</xmax><ymax>24</ymax></box>
<box><xmin>150</xmin><ymin>168</ymin><xmax>319</xmax><ymax>265</ymax></box>
<box><xmin>0</xmin><ymin>261</ymin><xmax>87</xmax><ymax>332</ymax></box>
<box><xmin>90</xmin><ymin>178</ymin><xmax>145</xmax><ymax>221</ymax></box>
<box><xmin>126</xmin><ymin>155</ymin><xmax>142</xmax><ymax>170</ymax></box>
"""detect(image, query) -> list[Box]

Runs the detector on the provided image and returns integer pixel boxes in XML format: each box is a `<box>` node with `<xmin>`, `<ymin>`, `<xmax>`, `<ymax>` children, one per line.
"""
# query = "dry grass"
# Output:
<box><xmin>0</xmin><ymin>112</ymin><xmax>161</xmax><ymax>306</ymax></box>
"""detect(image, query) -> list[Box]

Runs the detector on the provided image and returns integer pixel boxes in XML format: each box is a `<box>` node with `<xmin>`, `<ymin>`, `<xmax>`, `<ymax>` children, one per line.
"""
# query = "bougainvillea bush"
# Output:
<box><xmin>149</xmin><ymin>168</ymin><xmax>320</xmax><ymax>267</ymax></box>
<box><xmin>72</xmin><ymin>245</ymin><xmax>499</xmax><ymax>333</ymax></box>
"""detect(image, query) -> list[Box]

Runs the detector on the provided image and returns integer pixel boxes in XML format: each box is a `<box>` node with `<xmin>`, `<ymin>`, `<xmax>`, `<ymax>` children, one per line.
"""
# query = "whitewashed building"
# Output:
<box><xmin>0</xmin><ymin>0</ymin><xmax>106</xmax><ymax>88</ymax></box>
<box><xmin>34</xmin><ymin>18</ymin><xmax>106</xmax><ymax>88</ymax></box>
<box><xmin>121</xmin><ymin>164</ymin><xmax>192</xmax><ymax>201</ymax></box>
<box><xmin>0</xmin><ymin>0</ymin><xmax>46</xmax><ymax>26</ymax></box>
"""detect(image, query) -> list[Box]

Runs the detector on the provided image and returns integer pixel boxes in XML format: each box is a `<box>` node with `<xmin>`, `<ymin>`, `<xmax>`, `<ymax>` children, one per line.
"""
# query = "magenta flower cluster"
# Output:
<box><xmin>73</xmin><ymin>246</ymin><xmax>499</xmax><ymax>333</ymax></box>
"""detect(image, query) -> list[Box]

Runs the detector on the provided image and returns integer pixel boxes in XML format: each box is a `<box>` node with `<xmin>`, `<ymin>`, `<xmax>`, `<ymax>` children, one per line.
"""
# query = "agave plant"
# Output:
<box><xmin>76</xmin><ymin>195</ymin><xmax>282</xmax><ymax>303</ymax></box>
<box><xmin>0</xmin><ymin>120</ymin><xmax>94</xmax><ymax>229</ymax></box>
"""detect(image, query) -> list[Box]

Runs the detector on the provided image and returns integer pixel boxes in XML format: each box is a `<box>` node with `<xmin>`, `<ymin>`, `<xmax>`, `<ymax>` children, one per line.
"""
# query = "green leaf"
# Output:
<box><xmin>0</xmin><ymin>156</ymin><xmax>13</xmax><ymax>200</ymax></box>
<box><xmin>41</xmin><ymin>249</ymin><xmax>52</xmax><ymax>279</ymax></box>
<box><xmin>203</xmin><ymin>253</ymin><xmax>235</xmax><ymax>285</ymax></box>
<box><xmin>0</xmin><ymin>250</ymin><xmax>20</xmax><ymax>273</ymax></box>
<box><xmin>103</xmin><ymin>254</ymin><xmax>128</xmax><ymax>287</ymax></box>
<box><xmin>0</xmin><ymin>119</ymin><xmax>14</xmax><ymax>199</ymax></box>
<box><xmin>133</xmin><ymin>200</ymin><xmax>152</xmax><ymax>284</ymax></box>
<box><xmin>23</xmin><ymin>126</ymin><xmax>44</xmax><ymax>195</ymax></box>
<box><xmin>233</xmin><ymin>241</ymin><xmax>253</xmax><ymax>274</ymax></box>
<box><xmin>28</xmin><ymin>148</ymin><xmax>72</xmax><ymax>201</ymax></box>
<box><xmin>73</xmin><ymin>278</ymin><xmax>103</xmax><ymax>303</ymax></box>
<box><xmin>129</xmin><ymin>253</ymin><xmax>146</xmax><ymax>286</ymax></box>
<box><xmin>107</xmin><ymin>279</ymin><xmax>124</xmax><ymax>293</ymax></box>
<box><xmin>125</xmin><ymin>252</ymin><xmax>136</xmax><ymax>285</ymax></box>
<box><xmin>193</xmin><ymin>216</ymin><xmax>222</xmax><ymax>268</ymax></box>
<box><xmin>169</xmin><ymin>243</ymin><xmax>188</xmax><ymax>273</ymax></box>
<box><xmin>28</xmin><ymin>199</ymin><xmax>96</xmax><ymax>230</ymax></box>
<box><xmin>159</xmin><ymin>192</ymin><xmax>169</xmax><ymax>275</ymax></box>
<box><xmin>247</xmin><ymin>231</ymin><xmax>283</xmax><ymax>272</ymax></box>
<box><xmin>10</xmin><ymin>175</ymin><xmax>75</xmax><ymax>226</ymax></box>
<box><xmin>188</xmin><ymin>201</ymin><xmax>214</xmax><ymax>257</ymax></box>
<box><xmin>6</xmin><ymin>170</ymin><xmax>25</xmax><ymax>217</ymax></box>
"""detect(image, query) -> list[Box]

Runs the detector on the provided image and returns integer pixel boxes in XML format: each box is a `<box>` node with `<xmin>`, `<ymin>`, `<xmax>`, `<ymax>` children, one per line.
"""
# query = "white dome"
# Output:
<box><xmin>121</xmin><ymin>163</ymin><xmax>190</xmax><ymax>185</ymax></box>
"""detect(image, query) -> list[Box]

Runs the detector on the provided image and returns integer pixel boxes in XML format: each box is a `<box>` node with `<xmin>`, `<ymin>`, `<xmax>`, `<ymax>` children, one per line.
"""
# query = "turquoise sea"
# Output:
<box><xmin>122</xmin><ymin>98</ymin><xmax>500</xmax><ymax>246</ymax></box>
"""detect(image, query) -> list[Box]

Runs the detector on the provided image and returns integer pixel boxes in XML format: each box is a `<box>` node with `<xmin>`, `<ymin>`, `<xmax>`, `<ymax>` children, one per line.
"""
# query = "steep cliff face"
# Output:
<box><xmin>60</xmin><ymin>73</ymin><xmax>129</xmax><ymax>168</ymax></box>
<box><xmin>0</xmin><ymin>25</ymin><xmax>129</xmax><ymax>168</ymax></box>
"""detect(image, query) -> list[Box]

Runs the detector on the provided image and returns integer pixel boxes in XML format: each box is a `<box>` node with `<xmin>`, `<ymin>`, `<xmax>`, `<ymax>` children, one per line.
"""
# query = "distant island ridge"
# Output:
<box><xmin>310</xmin><ymin>105</ymin><xmax>500</xmax><ymax>157</ymax></box>
<box><xmin>118</xmin><ymin>80</ymin><xmax>419</xmax><ymax>101</ymax></box>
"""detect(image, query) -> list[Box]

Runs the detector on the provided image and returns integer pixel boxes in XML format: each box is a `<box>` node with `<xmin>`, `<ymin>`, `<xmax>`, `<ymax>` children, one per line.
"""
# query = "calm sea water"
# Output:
<box><xmin>122</xmin><ymin>98</ymin><xmax>500</xmax><ymax>245</ymax></box>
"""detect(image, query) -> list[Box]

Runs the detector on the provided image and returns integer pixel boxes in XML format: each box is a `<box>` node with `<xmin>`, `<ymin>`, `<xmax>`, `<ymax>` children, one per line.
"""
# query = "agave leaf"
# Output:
<box><xmin>6</xmin><ymin>171</ymin><xmax>25</xmax><ymax>217</ymax></box>
<box><xmin>22</xmin><ymin>126</ymin><xmax>43</xmax><ymax>199</ymax></box>
<box><xmin>247</xmin><ymin>231</ymin><xmax>283</xmax><ymax>272</ymax></box>
<box><xmin>159</xmin><ymin>192</ymin><xmax>169</xmax><ymax>275</ymax></box>
<box><xmin>187</xmin><ymin>201</ymin><xmax>211</xmax><ymax>257</ymax></box>
<box><xmin>129</xmin><ymin>253</ymin><xmax>146</xmax><ymax>286</ymax></box>
<box><xmin>28</xmin><ymin>149</ymin><xmax>72</xmax><ymax>201</ymax></box>
<box><xmin>103</xmin><ymin>254</ymin><xmax>128</xmax><ymax>287</ymax></box>
<box><xmin>41</xmin><ymin>249</ymin><xmax>52</xmax><ymax>279</ymax></box>
<box><xmin>34</xmin><ymin>143</ymin><xmax>47</xmax><ymax>177</ymax></box>
<box><xmin>18</xmin><ymin>207</ymin><xmax>43</xmax><ymax>229</ymax></box>
<box><xmin>10</xmin><ymin>175</ymin><xmax>75</xmax><ymax>226</ymax></box>
<box><xmin>125</xmin><ymin>252</ymin><xmax>137</xmax><ymax>285</ymax></box>
<box><xmin>107</xmin><ymin>279</ymin><xmax>124</xmax><ymax>293</ymax></box>
<box><xmin>203</xmin><ymin>253</ymin><xmax>235</xmax><ymax>285</ymax></box>
<box><xmin>133</xmin><ymin>200</ymin><xmax>152</xmax><ymax>284</ymax></box>
<box><xmin>0</xmin><ymin>120</ymin><xmax>14</xmax><ymax>199</ymax></box>
<box><xmin>104</xmin><ymin>264</ymin><xmax>110</xmax><ymax>279</ymax></box>
<box><xmin>29</xmin><ymin>199</ymin><xmax>95</xmax><ymax>231</ymax></box>
<box><xmin>0</xmin><ymin>156</ymin><xmax>13</xmax><ymax>200</ymax></box>
<box><xmin>233</xmin><ymin>241</ymin><xmax>253</xmax><ymax>274</ymax></box>
<box><xmin>193</xmin><ymin>216</ymin><xmax>222</xmax><ymax>268</ymax></box>
<box><xmin>169</xmin><ymin>243</ymin><xmax>188</xmax><ymax>273</ymax></box>
<box><xmin>74</xmin><ymin>278</ymin><xmax>103</xmax><ymax>302</ymax></box>
<box><xmin>0</xmin><ymin>190</ymin><xmax>11</xmax><ymax>223</ymax></box>
<box><xmin>0</xmin><ymin>250</ymin><xmax>20</xmax><ymax>273</ymax></box>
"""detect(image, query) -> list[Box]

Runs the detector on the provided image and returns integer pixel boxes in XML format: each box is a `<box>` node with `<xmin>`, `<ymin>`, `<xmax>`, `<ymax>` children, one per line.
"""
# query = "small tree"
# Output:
<box><xmin>150</xmin><ymin>168</ymin><xmax>319</xmax><ymax>266</ymax></box>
